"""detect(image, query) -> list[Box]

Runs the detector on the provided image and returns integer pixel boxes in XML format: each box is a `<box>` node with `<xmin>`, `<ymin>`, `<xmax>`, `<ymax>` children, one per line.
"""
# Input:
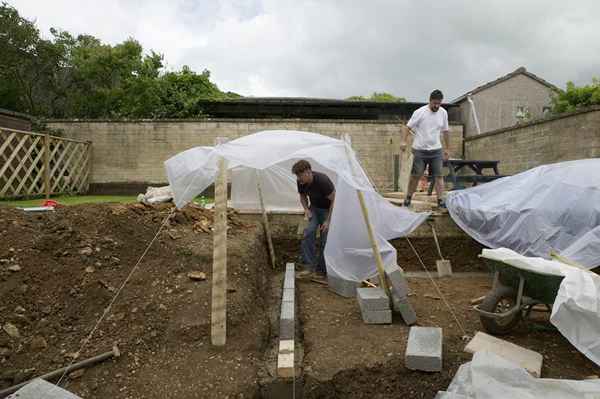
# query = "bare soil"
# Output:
<box><xmin>0</xmin><ymin>203</ymin><xmax>271</xmax><ymax>398</ymax></box>
<box><xmin>298</xmin><ymin>276</ymin><xmax>600</xmax><ymax>398</ymax></box>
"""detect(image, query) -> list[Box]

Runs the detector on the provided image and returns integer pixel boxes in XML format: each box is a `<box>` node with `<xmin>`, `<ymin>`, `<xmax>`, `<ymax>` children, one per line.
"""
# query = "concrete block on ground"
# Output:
<box><xmin>279</xmin><ymin>300</ymin><xmax>294</xmax><ymax>340</ymax></box>
<box><xmin>436</xmin><ymin>259</ymin><xmax>453</xmax><ymax>277</ymax></box>
<box><xmin>356</xmin><ymin>287</ymin><xmax>390</xmax><ymax>311</ymax></box>
<box><xmin>360</xmin><ymin>308</ymin><xmax>392</xmax><ymax>324</ymax></box>
<box><xmin>285</xmin><ymin>262</ymin><xmax>295</xmax><ymax>273</ymax></box>
<box><xmin>9</xmin><ymin>379</ymin><xmax>83</xmax><ymax>399</ymax></box>
<box><xmin>384</xmin><ymin>263</ymin><xmax>410</xmax><ymax>299</ymax></box>
<box><xmin>328</xmin><ymin>274</ymin><xmax>361</xmax><ymax>298</ymax></box>
<box><xmin>406</xmin><ymin>326</ymin><xmax>443</xmax><ymax>372</ymax></box>
<box><xmin>282</xmin><ymin>288</ymin><xmax>294</xmax><ymax>303</ymax></box>
<box><xmin>391</xmin><ymin>295</ymin><xmax>417</xmax><ymax>325</ymax></box>
<box><xmin>465</xmin><ymin>331</ymin><xmax>543</xmax><ymax>377</ymax></box>
<box><xmin>284</xmin><ymin>270</ymin><xmax>295</xmax><ymax>290</ymax></box>
<box><xmin>277</xmin><ymin>339</ymin><xmax>295</xmax><ymax>378</ymax></box>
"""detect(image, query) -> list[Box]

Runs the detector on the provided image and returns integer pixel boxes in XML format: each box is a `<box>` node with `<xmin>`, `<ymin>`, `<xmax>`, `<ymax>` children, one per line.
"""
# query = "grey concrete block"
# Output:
<box><xmin>406</xmin><ymin>327</ymin><xmax>443</xmax><ymax>372</ymax></box>
<box><xmin>282</xmin><ymin>287</ymin><xmax>295</xmax><ymax>303</ymax></box>
<box><xmin>284</xmin><ymin>270</ymin><xmax>295</xmax><ymax>290</ymax></box>
<box><xmin>360</xmin><ymin>308</ymin><xmax>392</xmax><ymax>324</ymax></box>
<box><xmin>391</xmin><ymin>295</ymin><xmax>417</xmax><ymax>325</ymax></box>
<box><xmin>9</xmin><ymin>379</ymin><xmax>83</xmax><ymax>399</ymax></box>
<box><xmin>281</xmin><ymin>300</ymin><xmax>294</xmax><ymax>320</ymax></box>
<box><xmin>280</xmin><ymin>300</ymin><xmax>294</xmax><ymax>340</ymax></box>
<box><xmin>285</xmin><ymin>262</ymin><xmax>295</xmax><ymax>274</ymax></box>
<box><xmin>384</xmin><ymin>263</ymin><xmax>410</xmax><ymax>299</ymax></box>
<box><xmin>280</xmin><ymin>317</ymin><xmax>294</xmax><ymax>340</ymax></box>
<box><xmin>356</xmin><ymin>287</ymin><xmax>390</xmax><ymax>311</ymax></box>
<box><xmin>328</xmin><ymin>275</ymin><xmax>361</xmax><ymax>298</ymax></box>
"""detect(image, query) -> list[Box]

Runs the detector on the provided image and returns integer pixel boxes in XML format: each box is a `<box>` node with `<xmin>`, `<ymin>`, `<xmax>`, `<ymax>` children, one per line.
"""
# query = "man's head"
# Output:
<box><xmin>429</xmin><ymin>89</ymin><xmax>444</xmax><ymax>112</ymax></box>
<box><xmin>292</xmin><ymin>159</ymin><xmax>313</xmax><ymax>184</ymax></box>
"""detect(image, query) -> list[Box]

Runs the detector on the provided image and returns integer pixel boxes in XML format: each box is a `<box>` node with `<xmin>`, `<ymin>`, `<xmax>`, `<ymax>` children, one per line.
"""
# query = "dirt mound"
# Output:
<box><xmin>0</xmin><ymin>203</ymin><xmax>270</xmax><ymax>398</ymax></box>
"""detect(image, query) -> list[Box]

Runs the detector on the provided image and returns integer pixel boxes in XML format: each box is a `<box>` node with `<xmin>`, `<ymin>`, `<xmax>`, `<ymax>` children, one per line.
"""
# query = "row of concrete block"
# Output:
<box><xmin>277</xmin><ymin>263</ymin><xmax>296</xmax><ymax>378</ymax></box>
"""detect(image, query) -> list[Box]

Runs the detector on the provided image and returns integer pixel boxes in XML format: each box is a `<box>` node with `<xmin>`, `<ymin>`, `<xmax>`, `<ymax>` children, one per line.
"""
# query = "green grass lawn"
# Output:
<box><xmin>0</xmin><ymin>195</ymin><xmax>138</xmax><ymax>208</ymax></box>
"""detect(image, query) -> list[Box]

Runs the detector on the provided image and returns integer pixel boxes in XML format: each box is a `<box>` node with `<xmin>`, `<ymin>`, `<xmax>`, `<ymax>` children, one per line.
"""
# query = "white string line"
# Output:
<box><xmin>54</xmin><ymin>207</ymin><xmax>176</xmax><ymax>388</ymax></box>
<box><xmin>404</xmin><ymin>236</ymin><xmax>468</xmax><ymax>337</ymax></box>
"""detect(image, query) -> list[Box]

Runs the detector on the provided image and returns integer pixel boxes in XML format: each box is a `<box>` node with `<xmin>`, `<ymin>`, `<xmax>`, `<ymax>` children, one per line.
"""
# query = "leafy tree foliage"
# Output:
<box><xmin>552</xmin><ymin>79</ymin><xmax>600</xmax><ymax>114</ymax></box>
<box><xmin>346</xmin><ymin>92</ymin><xmax>406</xmax><ymax>102</ymax></box>
<box><xmin>0</xmin><ymin>3</ymin><xmax>239</xmax><ymax>118</ymax></box>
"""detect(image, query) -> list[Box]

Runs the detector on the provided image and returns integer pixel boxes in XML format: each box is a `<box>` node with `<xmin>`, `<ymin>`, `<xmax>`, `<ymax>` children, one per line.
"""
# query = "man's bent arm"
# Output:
<box><xmin>299</xmin><ymin>193</ymin><xmax>309</xmax><ymax>212</ymax></box>
<box><xmin>325</xmin><ymin>191</ymin><xmax>336</xmax><ymax>224</ymax></box>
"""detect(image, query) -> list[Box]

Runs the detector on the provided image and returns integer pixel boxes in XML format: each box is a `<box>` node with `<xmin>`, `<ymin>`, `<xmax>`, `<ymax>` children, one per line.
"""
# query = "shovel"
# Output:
<box><xmin>431</xmin><ymin>223</ymin><xmax>452</xmax><ymax>277</ymax></box>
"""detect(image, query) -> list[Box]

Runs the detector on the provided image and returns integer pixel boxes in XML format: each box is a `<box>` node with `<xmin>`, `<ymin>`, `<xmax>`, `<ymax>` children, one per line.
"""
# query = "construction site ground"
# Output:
<box><xmin>1</xmin><ymin>204</ymin><xmax>598</xmax><ymax>398</ymax></box>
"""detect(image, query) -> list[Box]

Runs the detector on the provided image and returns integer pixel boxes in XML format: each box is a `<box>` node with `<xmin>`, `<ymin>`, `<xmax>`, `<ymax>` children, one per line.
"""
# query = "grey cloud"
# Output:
<box><xmin>9</xmin><ymin>0</ymin><xmax>600</xmax><ymax>99</ymax></box>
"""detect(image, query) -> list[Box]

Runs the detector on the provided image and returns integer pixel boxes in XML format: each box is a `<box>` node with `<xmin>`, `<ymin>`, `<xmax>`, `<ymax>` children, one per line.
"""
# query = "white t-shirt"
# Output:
<box><xmin>406</xmin><ymin>105</ymin><xmax>449</xmax><ymax>150</ymax></box>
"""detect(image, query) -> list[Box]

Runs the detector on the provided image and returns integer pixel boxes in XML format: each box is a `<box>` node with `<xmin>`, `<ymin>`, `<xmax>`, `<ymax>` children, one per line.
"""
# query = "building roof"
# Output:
<box><xmin>451</xmin><ymin>67</ymin><xmax>560</xmax><ymax>104</ymax></box>
<box><xmin>198</xmin><ymin>97</ymin><xmax>461</xmax><ymax>121</ymax></box>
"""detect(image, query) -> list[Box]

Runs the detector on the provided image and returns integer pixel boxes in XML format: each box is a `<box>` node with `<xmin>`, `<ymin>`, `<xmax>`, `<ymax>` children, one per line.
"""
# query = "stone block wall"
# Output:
<box><xmin>46</xmin><ymin>118</ymin><xmax>464</xmax><ymax>192</ymax></box>
<box><xmin>464</xmin><ymin>106</ymin><xmax>600</xmax><ymax>175</ymax></box>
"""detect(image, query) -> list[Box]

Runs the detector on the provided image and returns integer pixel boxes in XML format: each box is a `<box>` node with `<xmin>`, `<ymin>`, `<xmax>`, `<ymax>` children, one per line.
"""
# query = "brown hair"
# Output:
<box><xmin>292</xmin><ymin>159</ymin><xmax>311</xmax><ymax>175</ymax></box>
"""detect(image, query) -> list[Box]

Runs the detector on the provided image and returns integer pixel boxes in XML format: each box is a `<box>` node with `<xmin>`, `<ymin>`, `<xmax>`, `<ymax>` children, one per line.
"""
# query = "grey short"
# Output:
<box><xmin>411</xmin><ymin>149</ymin><xmax>443</xmax><ymax>177</ymax></box>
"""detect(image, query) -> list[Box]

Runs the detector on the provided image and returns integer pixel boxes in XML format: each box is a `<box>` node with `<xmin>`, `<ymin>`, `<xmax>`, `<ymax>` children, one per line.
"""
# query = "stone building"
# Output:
<box><xmin>452</xmin><ymin>67</ymin><xmax>559</xmax><ymax>137</ymax></box>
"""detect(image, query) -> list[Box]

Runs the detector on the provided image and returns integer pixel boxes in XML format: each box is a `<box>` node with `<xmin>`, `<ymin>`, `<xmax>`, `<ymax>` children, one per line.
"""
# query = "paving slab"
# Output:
<box><xmin>8</xmin><ymin>379</ymin><xmax>83</xmax><ymax>399</ymax></box>
<box><xmin>384</xmin><ymin>263</ymin><xmax>410</xmax><ymax>299</ymax></box>
<box><xmin>356</xmin><ymin>287</ymin><xmax>390</xmax><ymax>311</ymax></box>
<box><xmin>464</xmin><ymin>331</ymin><xmax>543</xmax><ymax>377</ymax></box>
<box><xmin>279</xmin><ymin>300</ymin><xmax>294</xmax><ymax>340</ymax></box>
<box><xmin>284</xmin><ymin>271</ymin><xmax>295</xmax><ymax>290</ymax></box>
<box><xmin>406</xmin><ymin>326</ymin><xmax>443</xmax><ymax>372</ymax></box>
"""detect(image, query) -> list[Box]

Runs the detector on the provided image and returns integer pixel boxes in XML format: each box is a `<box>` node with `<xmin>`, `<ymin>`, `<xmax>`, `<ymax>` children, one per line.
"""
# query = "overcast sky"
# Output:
<box><xmin>9</xmin><ymin>0</ymin><xmax>600</xmax><ymax>101</ymax></box>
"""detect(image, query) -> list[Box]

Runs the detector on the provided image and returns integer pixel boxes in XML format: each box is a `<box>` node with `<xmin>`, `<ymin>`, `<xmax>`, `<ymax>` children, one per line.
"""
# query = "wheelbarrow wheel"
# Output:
<box><xmin>479</xmin><ymin>285</ymin><xmax>521</xmax><ymax>335</ymax></box>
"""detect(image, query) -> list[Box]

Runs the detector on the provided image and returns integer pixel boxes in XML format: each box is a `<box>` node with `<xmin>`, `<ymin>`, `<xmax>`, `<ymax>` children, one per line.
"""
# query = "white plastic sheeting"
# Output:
<box><xmin>164</xmin><ymin>130</ymin><xmax>429</xmax><ymax>281</ymax></box>
<box><xmin>481</xmin><ymin>248</ymin><xmax>600</xmax><ymax>367</ymax></box>
<box><xmin>436</xmin><ymin>351</ymin><xmax>600</xmax><ymax>399</ymax></box>
<box><xmin>446</xmin><ymin>159</ymin><xmax>600</xmax><ymax>269</ymax></box>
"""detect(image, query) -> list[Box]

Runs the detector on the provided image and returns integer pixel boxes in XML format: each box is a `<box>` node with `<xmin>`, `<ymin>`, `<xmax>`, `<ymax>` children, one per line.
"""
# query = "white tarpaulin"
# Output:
<box><xmin>164</xmin><ymin>130</ymin><xmax>429</xmax><ymax>281</ymax></box>
<box><xmin>481</xmin><ymin>248</ymin><xmax>600</xmax><ymax>367</ymax></box>
<box><xmin>446</xmin><ymin>159</ymin><xmax>600</xmax><ymax>269</ymax></box>
<box><xmin>436</xmin><ymin>351</ymin><xmax>600</xmax><ymax>399</ymax></box>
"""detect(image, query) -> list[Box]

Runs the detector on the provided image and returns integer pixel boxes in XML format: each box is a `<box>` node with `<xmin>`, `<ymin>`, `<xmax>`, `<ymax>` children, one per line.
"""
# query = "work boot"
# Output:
<box><xmin>437</xmin><ymin>199</ymin><xmax>446</xmax><ymax>209</ymax></box>
<box><xmin>403</xmin><ymin>195</ymin><xmax>412</xmax><ymax>207</ymax></box>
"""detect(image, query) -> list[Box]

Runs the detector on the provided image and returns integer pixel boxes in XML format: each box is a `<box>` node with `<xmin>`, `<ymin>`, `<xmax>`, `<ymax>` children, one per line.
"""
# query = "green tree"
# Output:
<box><xmin>0</xmin><ymin>3</ymin><xmax>239</xmax><ymax>119</ymax></box>
<box><xmin>347</xmin><ymin>92</ymin><xmax>406</xmax><ymax>102</ymax></box>
<box><xmin>551</xmin><ymin>79</ymin><xmax>600</xmax><ymax>114</ymax></box>
<box><xmin>0</xmin><ymin>3</ymin><xmax>66</xmax><ymax>115</ymax></box>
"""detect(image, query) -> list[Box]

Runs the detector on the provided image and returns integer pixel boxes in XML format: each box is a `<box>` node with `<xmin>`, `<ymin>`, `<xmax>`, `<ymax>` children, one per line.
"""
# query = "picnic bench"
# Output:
<box><xmin>427</xmin><ymin>159</ymin><xmax>507</xmax><ymax>194</ymax></box>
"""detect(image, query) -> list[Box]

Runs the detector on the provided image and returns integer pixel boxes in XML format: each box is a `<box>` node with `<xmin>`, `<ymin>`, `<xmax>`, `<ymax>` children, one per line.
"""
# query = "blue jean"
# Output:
<box><xmin>300</xmin><ymin>207</ymin><xmax>329</xmax><ymax>274</ymax></box>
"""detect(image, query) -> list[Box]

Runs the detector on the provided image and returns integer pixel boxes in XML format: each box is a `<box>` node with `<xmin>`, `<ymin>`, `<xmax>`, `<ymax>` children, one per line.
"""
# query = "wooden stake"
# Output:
<box><xmin>256</xmin><ymin>170</ymin><xmax>276</xmax><ymax>269</ymax></box>
<box><xmin>211</xmin><ymin>137</ymin><xmax>228</xmax><ymax>346</ymax></box>
<box><xmin>342</xmin><ymin>134</ymin><xmax>391</xmax><ymax>299</ymax></box>
<box><xmin>44</xmin><ymin>133</ymin><xmax>50</xmax><ymax>199</ymax></box>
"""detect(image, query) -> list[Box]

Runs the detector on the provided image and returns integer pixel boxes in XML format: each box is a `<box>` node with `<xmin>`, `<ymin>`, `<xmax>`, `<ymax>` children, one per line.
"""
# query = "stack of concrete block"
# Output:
<box><xmin>8</xmin><ymin>379</ymin><xmax>83</xmax><ymax>399</ymax></box>
<box><xmin>383</xmin><ymin>263</ymin><xmax>417</xmax><ymax>325</ymax></box>
<box><xmin>277</xmin><ymin>263</ymin><xmax>295</xmax><ymax>378</ymax></box>
<box><xmin>405</xmin><ymin>326</ymin><xmax>443</xmax><ymax>372</ymax></box>
<box><xmin>328</xmin><ymin>273</ymin><xmax>362</xmax><ymax>298</ymax></box>
<box><xmin>356</xmin><ymin>287</ymin><xmax>392</xmax><ymax>324</ymax></box>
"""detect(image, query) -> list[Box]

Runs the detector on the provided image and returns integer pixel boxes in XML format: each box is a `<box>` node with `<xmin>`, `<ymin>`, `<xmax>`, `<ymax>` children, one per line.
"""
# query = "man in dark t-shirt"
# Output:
<box><xmin>292</xmin><ymin>159</ymin><xmax>336</xmax><ymax>277</ymax></box>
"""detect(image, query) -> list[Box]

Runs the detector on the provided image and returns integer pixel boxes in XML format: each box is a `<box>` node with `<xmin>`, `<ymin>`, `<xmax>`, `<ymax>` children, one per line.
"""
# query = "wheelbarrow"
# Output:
<box><xmin>474</xmin><ymin>257</ymin><xmax>565</xmax><ymax>335</ymax></box>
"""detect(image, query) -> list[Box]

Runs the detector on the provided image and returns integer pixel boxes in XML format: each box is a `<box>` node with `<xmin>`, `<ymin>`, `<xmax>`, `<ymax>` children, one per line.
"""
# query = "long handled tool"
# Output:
<box><xmin>430</xmin><ymin>223</ymin><xmax>452</xmax><ymax>277</ymax></box>
<box><xmin>0</xmin><ymin>346</ymin><xmax>120</xmax><ymax>398</ymax></box>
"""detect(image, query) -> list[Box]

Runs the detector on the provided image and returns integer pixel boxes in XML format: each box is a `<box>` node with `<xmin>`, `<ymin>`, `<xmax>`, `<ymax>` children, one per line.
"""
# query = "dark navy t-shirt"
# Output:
<box><xmin>297</xmin><ymin>171</ymin><xmax>335</xmax><ymax>209</ymax></box>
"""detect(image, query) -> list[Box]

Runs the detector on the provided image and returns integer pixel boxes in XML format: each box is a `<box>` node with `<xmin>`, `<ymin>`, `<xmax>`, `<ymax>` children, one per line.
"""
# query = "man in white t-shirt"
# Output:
<box><xmin>400</xmin><ymin>89</ymin><xmax>450</xmax><ymax>208</ymax></box>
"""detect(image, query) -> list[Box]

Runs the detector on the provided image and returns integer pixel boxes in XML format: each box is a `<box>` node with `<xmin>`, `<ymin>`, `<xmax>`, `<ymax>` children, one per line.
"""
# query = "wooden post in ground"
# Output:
<box><xmin>256</xmin><ymin>170</ymin><xmax>276</xmax><ymax>269</ymax></box>
<box><xmin>44</xmin><ymin>133</ymin><xmax>50</xmax><ymax>199</ymax></box>
<box><xmin>342</xmin><ymin>134</ymin><xmax>391</xmax><ymax>298</ymax></box>
<box><xmin>211</xmin><ymin>137</ymin><xmax>228</xmax><ymax>346</ymax></box>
